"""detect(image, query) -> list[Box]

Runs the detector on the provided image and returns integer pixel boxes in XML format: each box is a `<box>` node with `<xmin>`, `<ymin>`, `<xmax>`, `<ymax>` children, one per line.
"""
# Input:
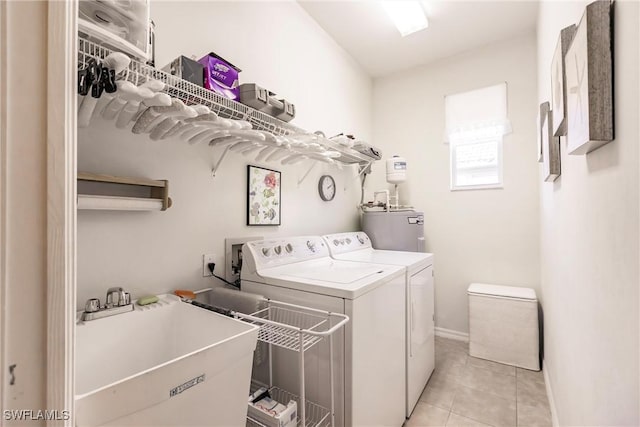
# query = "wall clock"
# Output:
<box><xmin>318</xmin><ymin>175</ymin><xmax>336</xmax><ymax>202</ymax></box>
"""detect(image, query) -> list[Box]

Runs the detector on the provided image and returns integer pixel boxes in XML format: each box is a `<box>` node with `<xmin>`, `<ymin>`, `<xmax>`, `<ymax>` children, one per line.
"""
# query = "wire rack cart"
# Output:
<box><xmin>234</xmin><ymin>300</ymin><xmax>349</xmax><ymax>427</ymax></box>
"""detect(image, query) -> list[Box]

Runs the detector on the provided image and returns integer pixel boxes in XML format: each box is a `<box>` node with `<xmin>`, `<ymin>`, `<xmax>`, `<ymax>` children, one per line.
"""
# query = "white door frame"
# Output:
<box><xmin>46</xmin><ymin>1</ymin><xmax>77</xmax><ymax>425</ymax></box>
<box><xmin>0</xmin><ymin>0</ymin><xmax>6</xmax><ymax>411</ymax></box>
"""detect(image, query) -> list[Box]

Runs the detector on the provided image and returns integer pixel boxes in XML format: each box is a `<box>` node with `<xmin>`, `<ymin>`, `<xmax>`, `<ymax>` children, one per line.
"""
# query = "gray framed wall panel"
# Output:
<box><xmin>551</xmin><ymin>24</ymin><xmax>577</xmax><ymax>137</ymax></box>
<box><xmin>565</xmin><ymin>0</ymin><xmax>614</xmax><ymax>155</ymax></box>
<box><xmin>543</xmin><ymin>108</ymin><xmax>561</xmax><ymax>182</ymax></box>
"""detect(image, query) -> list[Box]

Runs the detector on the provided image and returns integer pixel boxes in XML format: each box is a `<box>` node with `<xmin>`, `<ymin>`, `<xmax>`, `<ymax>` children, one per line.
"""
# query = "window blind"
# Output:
<box><xmin>444</xmin><ymin>82</ymin><xmax>512</xmax><ymax>144</ymax></box>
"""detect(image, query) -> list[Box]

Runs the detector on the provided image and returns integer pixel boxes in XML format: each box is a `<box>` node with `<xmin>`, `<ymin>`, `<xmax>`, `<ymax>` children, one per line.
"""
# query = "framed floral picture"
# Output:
<box><xmin>247</xmin><ymin>165</ymin><xmax>281</xmax><ymax>226</ymax></box>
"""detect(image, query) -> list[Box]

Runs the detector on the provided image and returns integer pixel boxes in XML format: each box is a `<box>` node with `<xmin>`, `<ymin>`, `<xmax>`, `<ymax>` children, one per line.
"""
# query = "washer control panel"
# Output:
<box><xmin>322</xmin><ymin>232</ymin><xmax>372</xmax><ymax>255</ymax></box>
<box><xmin>245</xmin><ymin>236</ymin><xmax>328</xmax><ymax>269</ymax></box>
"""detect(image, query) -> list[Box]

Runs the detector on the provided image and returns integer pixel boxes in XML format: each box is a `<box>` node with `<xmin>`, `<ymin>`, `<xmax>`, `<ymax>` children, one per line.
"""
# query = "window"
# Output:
<box><xmin>450</xmin><ymin>138</ymin><xmax>502</xmax><ymax>189</ymax></box>
<box><xmin>445</xmin><ymin>83</ymin><xmax>510</xmax><ymax>191</ymax></box>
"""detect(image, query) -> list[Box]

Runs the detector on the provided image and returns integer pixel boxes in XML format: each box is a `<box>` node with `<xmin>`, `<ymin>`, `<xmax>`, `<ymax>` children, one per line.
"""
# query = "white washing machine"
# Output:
<box><xmin>322</xmin><ymin>231</ymin><xmax>434</xmax><ymax>418</ymax></box>
<box><xmin>242</xmin><ymin>236</ymin><xmax>406</xmax><ymax>427</ymax></box>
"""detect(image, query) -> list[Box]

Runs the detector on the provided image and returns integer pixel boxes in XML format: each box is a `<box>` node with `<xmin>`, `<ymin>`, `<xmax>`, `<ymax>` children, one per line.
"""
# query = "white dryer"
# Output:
<box><xmin>322</xmin><ymin>231</ymin><xmax>434</xmax><ymax>418</ymax></box>
<box><xmin>242</xmin><ymin>236</ymin><xmax>406</xmax><ymax>427</ymax></box>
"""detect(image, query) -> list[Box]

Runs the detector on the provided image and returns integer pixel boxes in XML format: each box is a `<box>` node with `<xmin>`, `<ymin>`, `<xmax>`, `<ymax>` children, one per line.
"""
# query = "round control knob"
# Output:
<box><xmin>85</xmin><ymin>298</ymin><xmax>100</xmax><ymax>313</ymax></box>
<box><xmin>274</xmin><ymin>245</ymin><xmax>282</xmax><ymax>255</ymax></box>
<box><xmin>346</xmin><ymin>238</ymin><xmax>352</xmax><ymax>244</ymax></box>
<box><xmin>306</xmin><ymin>240</ymin><xmax>316</xmax><ymax>252</ymax></box>
<box><xmin>285</xmin><ymin>243</ymin><xmax>293</xmax><ymax>253</ymax></box>
<box><xmin>357</xmin><ymin>235</ymin><xmax>365</xmax><ymax>244</ymax></box>
<box><xmin>333</xmin><ymin>239</ymin><xmax>339</xmax><ymax>246</ymax></box>
<box><xmin>262</xmin><ymin>247</ymin><xmax>271</xmax><ymax>257</ymax></box>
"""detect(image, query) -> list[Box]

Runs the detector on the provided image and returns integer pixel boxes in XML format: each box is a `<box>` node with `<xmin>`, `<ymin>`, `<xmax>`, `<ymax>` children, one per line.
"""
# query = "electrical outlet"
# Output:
<box><xmin>203</xmin><ymin>253</ymin><xmax>216</xmax><ymax>277</ymax></box>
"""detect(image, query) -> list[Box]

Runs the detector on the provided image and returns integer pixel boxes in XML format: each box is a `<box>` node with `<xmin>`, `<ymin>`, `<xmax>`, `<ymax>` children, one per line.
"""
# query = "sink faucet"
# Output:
<box><xmin>82</xmin><ymin>287</ymin><xmax>133</xmax><ymax>321</ymax></box>
<box><xmin>106</xmin><ymin>287</ymin><xmax>128</xmax><ymax>307</ymax></box>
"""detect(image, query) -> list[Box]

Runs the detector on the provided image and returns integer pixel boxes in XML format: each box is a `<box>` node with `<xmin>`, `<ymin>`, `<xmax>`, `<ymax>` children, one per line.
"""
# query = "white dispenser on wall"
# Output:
<box><xmin>366</xmin><ymin>155</ymin><xmax>409</xmax><ymax>211</ymax></box>
<box><xmin>386</xmin><ymin>155</ymin><xmax>407</xmax><ymax>185</ymax></box>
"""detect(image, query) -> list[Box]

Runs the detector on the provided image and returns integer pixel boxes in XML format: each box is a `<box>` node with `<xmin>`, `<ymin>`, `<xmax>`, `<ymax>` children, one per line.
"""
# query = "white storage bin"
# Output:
<box><xmin>468</xmin><ymin>283</ymin><xmax>540</xmax><ymax>370</ymax></box>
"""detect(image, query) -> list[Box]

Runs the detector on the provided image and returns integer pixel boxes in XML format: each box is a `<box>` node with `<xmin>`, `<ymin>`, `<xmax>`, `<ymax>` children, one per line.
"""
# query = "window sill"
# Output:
<box><xmin>450</xmin><ymin>183</ymin><xmax>504</xmax><ymax>191</ymax></box>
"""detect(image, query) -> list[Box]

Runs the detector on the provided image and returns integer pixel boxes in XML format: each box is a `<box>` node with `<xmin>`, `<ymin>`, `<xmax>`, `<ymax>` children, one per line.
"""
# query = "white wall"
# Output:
<box><xmin>77</xmin><ymin>1</ymin><xmax>372</xmax><ymax>309</ymax></box>
<box><xmin>537</xmin><ymin>1</ymin><xmax>639</xmax><ymax>425</ymax></box>
<box><xmin>368</xmin><ymin>34</ymin><xmax>540</xmax><ymax>334</ymax></box>
<box><xmin>153</xmin><ymin>1</ymin><xmax>371</xmax><ymax>138</ymax></box>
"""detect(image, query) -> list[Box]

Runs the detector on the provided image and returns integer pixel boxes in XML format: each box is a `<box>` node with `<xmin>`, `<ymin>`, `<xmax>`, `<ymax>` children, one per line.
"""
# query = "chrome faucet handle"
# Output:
<box><xmin>85</xmin><ymin>298</ymin><xmax>100</xmax><ymax>313</ymax></box>
<box><xmin>105</xmin><ymin>287</ymin><xmax>127</xmax><ymax>307</ymax></box>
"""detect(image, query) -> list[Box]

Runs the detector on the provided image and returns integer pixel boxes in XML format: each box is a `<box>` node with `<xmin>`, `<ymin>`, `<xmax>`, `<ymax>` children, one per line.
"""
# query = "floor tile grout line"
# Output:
<box><xmin>444</xmin><ymin>408</ymin><xmax>452</xmax><ymax>426</ymax></box>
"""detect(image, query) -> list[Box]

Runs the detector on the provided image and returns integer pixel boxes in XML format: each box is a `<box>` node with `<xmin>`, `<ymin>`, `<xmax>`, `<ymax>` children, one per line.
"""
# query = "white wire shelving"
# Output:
<box><xmin>239</xmin><ymin>305</ymin><xmax>327</xmax><ymax>352</ymax></box>
<box><xmin>78</xmin><ymin>37</ymin><xmax>376</xmax><ymax>170</ymax></box>
<box><xmin>246</xmin><ymin>383</ymin><xmax>331</xmax><ymax>427</ymax></box>
<box><xmin>234</xmin><ymin>299</ymin><xmax>348</xmax><ymax>427</ymax></box>
<box><xmin>184</xmin><ymin>294</ymin><xmax>347</xmax><ymax>427</ymax></box>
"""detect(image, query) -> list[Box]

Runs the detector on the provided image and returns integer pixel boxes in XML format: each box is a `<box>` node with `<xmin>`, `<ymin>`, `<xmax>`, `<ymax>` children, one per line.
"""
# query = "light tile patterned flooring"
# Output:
<box><xmin>406</xmin><ymin>337</ymin><xmax>552</xmax><ymax>427</ymax></box>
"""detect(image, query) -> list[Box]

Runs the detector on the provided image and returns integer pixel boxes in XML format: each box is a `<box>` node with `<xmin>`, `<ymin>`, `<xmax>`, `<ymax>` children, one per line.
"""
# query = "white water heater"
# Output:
<box><xmin>386</xmin><ymin>156</ymin><xmax>407</xmax><ymax>184</ymax></box>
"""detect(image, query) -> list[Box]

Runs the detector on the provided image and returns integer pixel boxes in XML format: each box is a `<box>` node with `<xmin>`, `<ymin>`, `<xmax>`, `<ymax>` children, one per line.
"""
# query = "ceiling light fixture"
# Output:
<box><xmin>381</xmin><ymin>1</ymin><xmax>429</xmax><ymax>37</ymax></box>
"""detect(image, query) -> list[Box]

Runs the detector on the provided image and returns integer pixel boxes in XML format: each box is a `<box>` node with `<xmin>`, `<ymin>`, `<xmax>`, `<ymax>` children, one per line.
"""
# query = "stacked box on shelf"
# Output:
<box><xmin>248</xmin><ymin>396</ymin><xmax>297</xmax><ymax>427</ymax></box>
<box><xmin>199</xmin><ymin>52</ymin><xmax>242</xmax><ymax>101</ymax></box>
<box><xmin>240</xmin><ymin>83</ymin><xmax>296</xmax><ymax>123</ymax></box>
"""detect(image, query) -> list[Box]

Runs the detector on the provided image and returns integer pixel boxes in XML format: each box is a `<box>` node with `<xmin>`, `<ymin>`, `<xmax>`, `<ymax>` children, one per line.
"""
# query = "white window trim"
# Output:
<box><xmin>450</xmin><ymin>137</ymin><xmax>504</xmax><ymax>191</ymax></box>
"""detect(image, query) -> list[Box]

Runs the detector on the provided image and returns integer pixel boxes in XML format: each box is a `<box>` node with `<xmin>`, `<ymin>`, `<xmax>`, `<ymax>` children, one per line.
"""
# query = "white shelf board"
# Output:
<box><xmin>77</xmin><ymin>194</ymin><xmax>163</xmax><ymax>211</ymax></box>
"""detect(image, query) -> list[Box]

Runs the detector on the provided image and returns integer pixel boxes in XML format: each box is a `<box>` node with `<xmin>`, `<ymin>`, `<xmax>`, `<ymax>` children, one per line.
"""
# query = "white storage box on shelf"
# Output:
<box><xmin>79</xmin><ymin>0</ymin><xmax>151</xmax><ymax>61</ymax></box>
<box><xmin>467</xmin><ymin>283</ymin><xmax>540</xmax><ymax>371</ymax></box>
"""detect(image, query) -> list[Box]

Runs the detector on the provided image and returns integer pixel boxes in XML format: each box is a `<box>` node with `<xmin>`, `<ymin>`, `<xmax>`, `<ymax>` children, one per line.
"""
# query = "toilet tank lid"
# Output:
<box><xmin>467</xmin><ymin>283</ymin><xmax>537</xmax><ymax>301</ymax></box>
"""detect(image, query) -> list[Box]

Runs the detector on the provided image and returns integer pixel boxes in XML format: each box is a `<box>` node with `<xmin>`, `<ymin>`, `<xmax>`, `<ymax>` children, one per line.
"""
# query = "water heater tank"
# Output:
<box><xmin>386</xmin><ymin>156</ymin><xmax>407</xmax><ymax>184</ymax></box>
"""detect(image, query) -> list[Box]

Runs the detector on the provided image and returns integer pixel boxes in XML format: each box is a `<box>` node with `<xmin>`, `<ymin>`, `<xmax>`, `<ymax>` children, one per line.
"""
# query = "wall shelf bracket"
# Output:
<box><xmin>211</xmin><ymin>146</ymin><xmax>231</xmax><ymax>178</ymax></box>
<box><xmin>358</xmin><ymin>161</ymin><xmax>372</xmax><ymax>178</ymax></box>
<box><xmin>297</xmin><ymin>163</ymin><xmax>317</xmax><ymax>186</ymax></box>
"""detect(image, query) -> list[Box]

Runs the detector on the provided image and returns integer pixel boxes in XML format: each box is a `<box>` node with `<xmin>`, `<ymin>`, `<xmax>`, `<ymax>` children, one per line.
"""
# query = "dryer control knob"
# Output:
<box><xmin>333</xmin><ymin>239</ymin><xmax>339</xmax><ymax>246</ymax></box>
<box><xmin>306</xmin><ymin>240</ymin><xmax>316</xmax><ymax>252</ymax></box>
<box><xmin>357</xmin><ymin>235</ymin><xmax>365</xmax><ymax>244</ymax></box>
<box><xmin>346</xmin><ymin>238</ymin><xmax>352</xmax><ymax>244</ymax></box>
<box><xmin>274</xmin><ymin>245</ymin><xmax>282</xmax><ymax>255</ymax></box>
<box><xmin>262</xmin><ymin>247</ymin><xmax>271</xmax><ymax>257</ymax></box>
<box><xmin>285</xmin><ymin>243</ymin><xmax>293</xmax><ymax>253</ymax></box>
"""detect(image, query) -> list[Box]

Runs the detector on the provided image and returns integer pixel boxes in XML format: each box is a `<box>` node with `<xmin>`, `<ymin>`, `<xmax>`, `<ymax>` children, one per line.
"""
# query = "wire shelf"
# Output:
<box><xmin>247</xmin><ymin>384</ymin><xmax>330</xmax><ymax>427</ymax></box>
<box><xmin>78</xmin><ymin>37</ymin><xmax>375</xmax><ymax>165</ymax></box>
<box><xmin>236</xmin><ymin>302</ymin><xmax>346</xmax><ymax>353</ymax></box>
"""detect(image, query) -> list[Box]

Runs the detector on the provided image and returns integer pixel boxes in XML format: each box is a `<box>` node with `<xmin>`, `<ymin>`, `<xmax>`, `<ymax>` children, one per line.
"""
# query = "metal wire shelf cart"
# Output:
<box><xmin>234</xmin><ymin>300</ymin><xmax>349</xmax><ymax>427</ymax></box>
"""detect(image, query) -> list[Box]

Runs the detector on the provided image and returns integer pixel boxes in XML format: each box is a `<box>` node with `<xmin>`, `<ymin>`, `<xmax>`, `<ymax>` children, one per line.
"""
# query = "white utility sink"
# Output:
<box><xmin>75</xmin><ymin>294</ymin><xmax>259</xmax><ymax>426</ymax></box>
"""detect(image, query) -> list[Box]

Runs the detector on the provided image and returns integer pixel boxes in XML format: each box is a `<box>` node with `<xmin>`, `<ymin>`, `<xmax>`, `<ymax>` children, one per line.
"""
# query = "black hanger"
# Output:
<box><xmin>90</xmin><ymin>60</ymin><xmax>103</xmax><ymax>98</ymax></box>
<box><xmin>101</xmin><ymin>66</ymin><xmax>117</xmax><ymax>94</ymax></box>
<box><xmin>78</xmin><ymin>57</ymin><xmax>119</xmax><ymax>98</ymax></box>
<box><xmin>78</xmin><ymin>59</ymin><xmax>92</xmax><ymax>96</ymax></box>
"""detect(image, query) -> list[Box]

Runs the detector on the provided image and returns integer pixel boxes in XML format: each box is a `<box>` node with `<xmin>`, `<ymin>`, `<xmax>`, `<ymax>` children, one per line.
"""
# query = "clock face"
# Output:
<box><xmin>318</xmin><ymin>175</ymin><xmax>336</xmax><ymax>201</ymax></box>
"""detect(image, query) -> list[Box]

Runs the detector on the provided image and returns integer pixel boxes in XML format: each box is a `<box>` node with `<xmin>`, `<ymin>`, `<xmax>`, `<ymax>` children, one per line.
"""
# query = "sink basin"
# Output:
<box><xmin>75</xmin><ymin>295</ymin><xmax>259</xmax><ymax>426</ymax></box>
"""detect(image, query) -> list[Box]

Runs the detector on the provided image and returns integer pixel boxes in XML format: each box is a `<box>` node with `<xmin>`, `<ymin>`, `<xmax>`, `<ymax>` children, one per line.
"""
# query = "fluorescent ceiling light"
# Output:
<box><xmin>381</xmin><ymin>1</ymin><xmax>429</xmax><ymax>37</ymax></box>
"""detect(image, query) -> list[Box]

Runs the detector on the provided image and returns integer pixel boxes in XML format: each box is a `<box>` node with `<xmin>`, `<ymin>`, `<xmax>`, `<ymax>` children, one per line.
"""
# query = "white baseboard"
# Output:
<box><xmin>543</xmin><ymin>359</ymin><xmax>559</xmax><ymax>427</ymax></box>
<box><xmin>435</xmin><ymin>326</ymin><xmax>469</xmax><ymax>342</ymax></box>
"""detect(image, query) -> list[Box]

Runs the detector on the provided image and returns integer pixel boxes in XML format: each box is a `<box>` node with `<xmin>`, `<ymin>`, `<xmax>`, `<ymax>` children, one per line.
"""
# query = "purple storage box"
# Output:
<box><xmin>198</xmin><ymin>52</ymin><xmax>242</xmax><ymax>100</ymax></box>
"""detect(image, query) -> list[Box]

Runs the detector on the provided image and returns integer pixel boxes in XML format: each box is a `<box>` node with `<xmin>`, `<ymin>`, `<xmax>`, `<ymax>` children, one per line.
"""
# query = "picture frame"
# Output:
<box><xmin>247</xmin><ymin>165</ymin><xmax>281</xmax><ymax>226</ymax></box>
<box><xmin>550</xmin><ymin>24</ymin><xmax>577</xmax><ymax>137</ymax></box>
<box><xmin>565</xmin><ymin>0</ymin><xmax>614</xmax><ymax>155</ymax></box>
<box><xmin>542</xmin><ymin>108</ymin><xmax>561</xmax><ymax>182</ymax></box>
<box><xmin>537</xmin><ymin>101</ymin><xmax>550</xmax><ymax>163</ymax></box>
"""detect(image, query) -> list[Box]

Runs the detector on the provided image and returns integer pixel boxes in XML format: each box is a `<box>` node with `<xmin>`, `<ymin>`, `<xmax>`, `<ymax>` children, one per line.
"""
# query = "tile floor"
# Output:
<box><xmin>406</xmin><ymin>337</ymin><xmax>552</xmax><ymax>427</ymax></box>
